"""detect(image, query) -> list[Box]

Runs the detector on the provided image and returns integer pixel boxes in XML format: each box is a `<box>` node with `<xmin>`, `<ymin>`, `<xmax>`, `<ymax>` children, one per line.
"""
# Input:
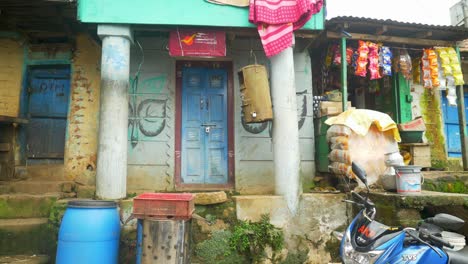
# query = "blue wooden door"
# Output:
<box><xmin>181</xmin><ymin>67</ymin><xmax>228</xmax><ymax>184</ymax></box>
<box><xmin>27</xmin><ymin>66</ymin><xmax>70</xmax><ymax>159</ymax></box>
<box><xmin>442</xmin><ymin>93</ymin><xmax>468</xmax><ymax>157</ymax></box>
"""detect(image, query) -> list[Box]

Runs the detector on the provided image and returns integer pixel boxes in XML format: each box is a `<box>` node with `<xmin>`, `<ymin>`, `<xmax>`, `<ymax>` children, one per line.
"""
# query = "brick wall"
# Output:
<box><xmin>0</xmin><ymin>39</ymin><xmax>23</xmax><ymax>117</ymax></box>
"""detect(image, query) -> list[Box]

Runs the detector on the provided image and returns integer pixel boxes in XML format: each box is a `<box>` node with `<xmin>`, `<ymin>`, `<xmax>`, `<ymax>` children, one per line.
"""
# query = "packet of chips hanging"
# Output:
<box><xmin>422</xmin><ymin>49</ymin><xmax>432</xmax><ymax>89</ymax></box>
<box><xmin>355</xmin><ymin>40</ymin><xmax>369</xmax><ymax>77</ymax></box>
<box><xmin>435</xmin><ymin>47</ymin><xmax>452</xmax><ymax>76</ymax></box>
<box><xmin>380</xmin><ymin>46</ymin><xmax>393</xmax><ymax>76</ymax></box>
<box><xmin>446</xmin><ymin>47</ymin><xmax>465</xmax><ymax>85</ymax></box>
<box><xmin>346</xmin><ymin>47</ymin><xmax>353</xmax><ymax>65</ymax></box>
<box><xmin>425</xmin><ymin>49</ymin><xmax>440</xmax><ymax>88</ymax></box>
<box><xmin>352</xmin><ymin>50</ymin><xmax>359</xmax><ymax>70</ymax></box>
<box><xmin>368</xmin><ymin>42</ymin><xmax>382</xmax><ymax>80</ymax></box>
<box><xmin>333</xmin><ymin>44</ymin><xmax>342</xmax><ymax>65</ymax></box>
<box><xmin>325</xmin><ymin>45</ymin><xmax>335</xmax><ymax>68</ymax></box>
<box><xmin>412</xmin><ymin>58</ymin><xmax>421</xmax><ymax>84</ymax></box>
<box><xmin>399</xmin><ymin>49</ymin><xmax>412</xmax><ymax>80</ymax></box>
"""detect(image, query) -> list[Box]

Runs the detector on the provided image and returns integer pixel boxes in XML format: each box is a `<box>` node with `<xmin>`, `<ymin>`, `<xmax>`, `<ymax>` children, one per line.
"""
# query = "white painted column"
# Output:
<box><xmin>270</xmin><ymin>46</ymin><xmax>301</xmax><ymax>214</ymax></box>
<box><xmin>96</xmin><ymin>25</ymin><xmax>133</xmax><ymax>199</ymax></box>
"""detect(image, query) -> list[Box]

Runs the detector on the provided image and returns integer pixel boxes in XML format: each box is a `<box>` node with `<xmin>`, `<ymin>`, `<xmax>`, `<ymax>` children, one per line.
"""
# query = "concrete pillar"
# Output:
<box><xmin>96</xmin><ymin>25</ymin><xmax>133</xmax><ymax>199</ymax></box>
<box><xmin>270</xmin><ymin>46</ymin><xmax>301</xmax><ymax>214</ymax></box>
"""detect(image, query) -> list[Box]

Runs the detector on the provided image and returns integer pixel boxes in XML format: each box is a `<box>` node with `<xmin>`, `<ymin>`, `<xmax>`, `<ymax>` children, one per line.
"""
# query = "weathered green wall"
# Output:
<box><xmin>411</xmin><ymin>83</ymin><xmax>448</xmax><ymax>169</ymax></box>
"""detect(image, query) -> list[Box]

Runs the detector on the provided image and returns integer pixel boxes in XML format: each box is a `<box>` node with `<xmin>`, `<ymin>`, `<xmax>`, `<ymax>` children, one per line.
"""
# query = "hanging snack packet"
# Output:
<box><xmin>399</xmin><ymin>49</ymin><xmax>412</xmax><ymax>80</ymax></box>
<box><xmin>355</xmin><ymin>40</ymin><xmax>369</xmax><ymax>77</ymax></box>
<box><xmin>447</xmin><ymin>47</ymin><xmax>465</xmax><ymax>85</ymax></box>
<box><xmin>412</xmin><ymin>58</ymin><xmax>421</xmax><ymax>84</ymax></box>
<box><xmin>351</xmin><ymin>50</ymin><xmax>359</xmax><ymax>70</ymax></box>
<box><xmin>435</xmin><ymin>50</ymin><xmax>447</xmax><ymax>90</ymax></box>
<box><xmin>435</xmin><ymin>47</ymin><xmax>452</xmax><ymax>76</ymax></box>
<box><xmin>368</xmin><ymin>42</ymin><xmax>382</xmax><ymax>80</ymax></box>
<box><xmin>380</xmin><ymin>46</ymin><xmax>393</xmax><ymax>76</ymax></box>
<box><xmin>447</xmin><ymin>85</ymin><xmax>457</xmax><ymax>106</ymax></box>
<box><xmin>422</xmin><ymin>49</ymin><xmax>432</xmax><ymax>89</ymax></box>
<box><xmin>325</xmin><ymin>45</ymin><xmax>335</xmax><ymax>68</ymax></box>
<box><xmin>346</xmin><ymin>47</ymin><xmax>353</xmax><ymax>65</ymax></box>
<box><xmin>333</xmin><ymin>44</ymin><xmax>342</xmax><ymax>65</ymax></box>
<box><xmin>426</xmin><ymin>49</ymin><xmax>440</xmax><ymax>88</ymax></box>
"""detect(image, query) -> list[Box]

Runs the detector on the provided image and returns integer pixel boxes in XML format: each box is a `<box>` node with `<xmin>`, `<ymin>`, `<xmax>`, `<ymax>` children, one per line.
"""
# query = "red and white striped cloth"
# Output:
<box><xmin>249</xmin><ymin>0</ymin><xmax>323</xmax><ymax>57</ymax></box>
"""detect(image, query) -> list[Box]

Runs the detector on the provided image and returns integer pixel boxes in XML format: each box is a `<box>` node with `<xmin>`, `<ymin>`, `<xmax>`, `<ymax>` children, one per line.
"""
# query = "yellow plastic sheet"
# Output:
<box><xmin>325</xmin><ymin>109</ymin><xmax>401</xmax><ymax>142</ymax></box>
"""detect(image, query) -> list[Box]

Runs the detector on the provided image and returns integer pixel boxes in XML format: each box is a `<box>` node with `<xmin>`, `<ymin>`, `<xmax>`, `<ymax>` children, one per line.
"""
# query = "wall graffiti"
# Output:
<box><xmin>242</xmin><ymin>90</ymin><xmax>308</xmax><ymax>135</ymax></box>
<box><xmin>128</xmin><ymin>76</ymin><xmax>168</xmax><ymax>147</ymax></box>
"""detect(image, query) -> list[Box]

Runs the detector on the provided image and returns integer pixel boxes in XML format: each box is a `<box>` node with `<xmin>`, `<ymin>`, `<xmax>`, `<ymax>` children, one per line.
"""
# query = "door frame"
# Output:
<box><xmin>175</xmin><ymin>61</ymin><xmax>235</xmax><ymax>190</ymax></box>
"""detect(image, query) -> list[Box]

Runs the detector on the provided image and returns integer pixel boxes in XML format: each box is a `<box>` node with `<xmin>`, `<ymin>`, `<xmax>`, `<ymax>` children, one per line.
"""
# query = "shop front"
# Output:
<box><xmin>312</xmin><ymin>17</ymin><xmax>468</xmax><ymax>177</ymax></box>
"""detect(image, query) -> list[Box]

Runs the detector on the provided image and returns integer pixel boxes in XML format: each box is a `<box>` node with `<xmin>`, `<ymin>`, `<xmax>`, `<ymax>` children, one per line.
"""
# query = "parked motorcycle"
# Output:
<box><xmin>334</xmin><ymin>162</ymin><xmax>468</xmax><ymax>264</ymax></box>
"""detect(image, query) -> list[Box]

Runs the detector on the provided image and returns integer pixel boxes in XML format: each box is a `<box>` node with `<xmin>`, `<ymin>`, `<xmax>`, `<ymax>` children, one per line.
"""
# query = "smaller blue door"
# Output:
<box><xmin>181</xmin><ymin>67</ymin><xmax>228</xmax><ymax>184</ymax></box>
<box><xmin>27</xmin><ymin>66</ymin><xmax>70</xmax><ymax>160</ymax></box>
<box><xmin>442</xmin><ymin>93</ymin><xmax>468</xmax><ymax>158</ymax></box>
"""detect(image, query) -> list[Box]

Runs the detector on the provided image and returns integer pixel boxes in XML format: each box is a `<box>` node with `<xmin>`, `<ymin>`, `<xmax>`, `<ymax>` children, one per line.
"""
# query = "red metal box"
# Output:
<box><xmin>132</xmin><ymin>193</ymin><xmax>195</xmax><ymax>220</ymax></box>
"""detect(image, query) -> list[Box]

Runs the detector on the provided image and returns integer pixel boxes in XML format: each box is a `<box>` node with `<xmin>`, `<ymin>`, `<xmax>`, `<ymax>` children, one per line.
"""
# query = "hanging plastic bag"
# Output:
<box><xmin>333</xmin><ymin>44</ymin><xmax>341</xmax><ymax>65</ymax></box>
<box><xmin>447</xmin><ymin>85</ymin><xmax>457</xmax><ymax>106</ymax></box>
<box><xmin>422</xmin><ymin>49</ymin><xmax>432</xmax><ymax>89</ymax></box>
<box><xmin>368</xmin><ymin>42</ymin><xmax>382</xmax><ymax>80</ymax></box>
<box><xmin>412</xmin><ymin>58</ymin><xmax>421</xmax><ymax>84</ymax></box>
<box><xmin>447</xmin><ymin>47</ymin><xmax>465</xmax><ymax>85</ymax></box>
<box><xmin>380</xmin><ymin>46</ymin><xmax>393</xmax><ymax>76</ymax></box>
<box><xmin>355</xmin><ymin>41</ymin><xmax>369</xmax><ymax>77</ymax></box>
<box><xmin>399</xmin><ymin>49</ymin><xmax>412</xmax><ymax>80</ymax></box>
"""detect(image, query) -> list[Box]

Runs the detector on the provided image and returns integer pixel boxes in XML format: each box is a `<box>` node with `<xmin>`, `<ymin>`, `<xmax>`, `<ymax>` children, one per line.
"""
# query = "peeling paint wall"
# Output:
<box><xmin>127</xmin><ymin>37</ymin><xmax>175</xmax><ymax>192</ymax></box>
<box><xmin>127</xmin><ymin>37</ymin><xmax>315</xmax><ymax>194</ymax></box>
<box><xmin>64</xmin><ymin>34</ymin><xmax>101</xmax><ymax>184</ymax></box>
<box><xmin>0</xmin><ymin>38</ymin><xmax>23</xmax><ymax>117</ymax></box>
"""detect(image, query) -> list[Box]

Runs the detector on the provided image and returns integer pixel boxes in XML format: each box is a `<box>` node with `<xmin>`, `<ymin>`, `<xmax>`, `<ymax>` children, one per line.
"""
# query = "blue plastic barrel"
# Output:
<box><xmin>56</xmin><ymin>200</ymin><xmax>120</xmax><ymax>264</ymax></box>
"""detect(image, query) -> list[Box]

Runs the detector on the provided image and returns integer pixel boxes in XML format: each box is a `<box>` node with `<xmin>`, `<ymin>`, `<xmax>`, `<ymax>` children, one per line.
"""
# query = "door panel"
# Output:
<box><xmin>442</xmin><ymin>93</ymin><xmax>468</xmax><ymax>157</ymax></box>
<box><xmin>181</xmin><ymin>67</ymin><xmax>228</xmax><ymax>185</ymax></box>
<box><xmin>27</xmin><ymin>67</ymin><xmax>70</xmax><ymax>159</ymax></box>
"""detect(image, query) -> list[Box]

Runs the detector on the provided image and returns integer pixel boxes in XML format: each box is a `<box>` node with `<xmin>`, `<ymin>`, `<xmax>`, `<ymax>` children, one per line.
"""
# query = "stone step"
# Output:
<box><xmin>0</xmin><ymin>255</ymin><xmax>50</xmax><ymax>264</ymax></box>
<box><xmin>422</xmin><ymin>171</ymin><xmax>468</xmax><ymax>194</ymax></box>
<box><xmin>17</xmin><ymin>164</ymin><xmax>66</xmax><ymax>181</ymax></box>
<box><xmin>0</xmin><ymin>218</ymin><xmax>55</xmax><ymax>256</ymax></box>
<box><xmin>0</xmin><ymin>181</ymin><xmax>76</xmax><ymax>195</ymax></box>
<box><xmin>0</xmin><ymin>194</ymin><xmax>59</xmax><ymax>219</ymax></box>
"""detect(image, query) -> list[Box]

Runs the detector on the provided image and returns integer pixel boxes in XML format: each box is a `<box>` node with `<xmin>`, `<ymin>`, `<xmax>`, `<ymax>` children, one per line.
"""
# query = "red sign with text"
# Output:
<box><xmin>169</xmin><ymin>30</ymin><xmax>226</xmax><ymax>57</ymax></box>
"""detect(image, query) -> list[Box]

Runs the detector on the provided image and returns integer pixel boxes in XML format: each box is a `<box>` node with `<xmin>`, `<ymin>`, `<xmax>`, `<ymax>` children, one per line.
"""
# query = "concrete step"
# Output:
<box><xmin>17</xmin><ymin>164</ymin><xmax>66</xmax><ymax>181</ymax></box>
<box><xmin>0</xmin><ymin>218</ymin><xmax>54</xmax><ymax>256</ymax></box>
<box><xmin>0</xmin><ymin>181</ymin><xmax>76</xmax><ymax>195</ymax></box>
<box><xmin>0</xmin><ymin>194</ymin><xmax>59</xmax><ymax>219</ymax></box>
<box><xmin>0</xmin><ymin>255</ymin><xmax>50</xmax><ymax>264</ymax></box>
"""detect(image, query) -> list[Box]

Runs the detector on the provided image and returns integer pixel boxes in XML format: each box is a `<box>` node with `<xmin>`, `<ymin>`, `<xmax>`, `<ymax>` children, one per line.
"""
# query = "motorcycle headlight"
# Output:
<box><xmin>342</xmin><ymin>229</ymin><xmax>384</xmax><ymax>264</ymax></box>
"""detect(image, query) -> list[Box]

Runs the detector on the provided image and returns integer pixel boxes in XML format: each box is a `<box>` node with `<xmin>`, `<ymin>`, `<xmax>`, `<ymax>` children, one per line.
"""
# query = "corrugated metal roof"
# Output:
<box><xmin>327</xmin><ymin>16</ymin><xmax>468</xmax><ymax>32</ymax></box>
<box><xmin>326</xmin><ymin>16</ymin><xmax>468</xmax><ymax>42</ymax></box>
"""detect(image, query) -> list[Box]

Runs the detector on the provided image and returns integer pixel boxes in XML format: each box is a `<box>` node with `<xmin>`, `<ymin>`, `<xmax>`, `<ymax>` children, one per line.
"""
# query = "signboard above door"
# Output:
<box><xmin>169</xmin><ymin>30</ymin><xmax>226</xmax><ymax>57</ymax></box>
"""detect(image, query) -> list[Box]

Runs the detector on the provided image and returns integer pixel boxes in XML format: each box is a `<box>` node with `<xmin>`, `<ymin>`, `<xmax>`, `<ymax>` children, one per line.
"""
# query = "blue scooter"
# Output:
<box><xmin>334</xmin><ymin>162</ymin><xmax>468</xmax><ymax>264</ymax></box>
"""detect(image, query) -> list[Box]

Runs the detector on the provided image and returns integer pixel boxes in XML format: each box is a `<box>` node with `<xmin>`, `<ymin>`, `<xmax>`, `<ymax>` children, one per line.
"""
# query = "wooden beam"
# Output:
<box><xmin>414</xmin><ymin>31</ymin><xmax>433</xmax><ymax>39</ymax></box>
<box><xmin>326</xmin><ymin>31</ymin><xmax>456</xmax><ymax>47</ymax></box>
<box><xmin>375</xmin><ymin>25</ymin><xmax>388</xmax><ymax>35</ymax></box>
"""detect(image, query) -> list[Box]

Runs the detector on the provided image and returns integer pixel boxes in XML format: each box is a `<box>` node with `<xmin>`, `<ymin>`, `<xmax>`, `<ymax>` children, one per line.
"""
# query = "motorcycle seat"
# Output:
<box><xmin>447</xmin><ymin>246</ymin><xmax>468</xmax><ymax>264</ymax></box>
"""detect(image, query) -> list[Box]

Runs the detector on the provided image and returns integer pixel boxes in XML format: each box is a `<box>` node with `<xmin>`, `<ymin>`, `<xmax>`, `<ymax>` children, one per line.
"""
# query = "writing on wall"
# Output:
<box><xmin>128</xmin><ymin>75</ymin><xmax>168</xmax><ymax>147</ymax></box>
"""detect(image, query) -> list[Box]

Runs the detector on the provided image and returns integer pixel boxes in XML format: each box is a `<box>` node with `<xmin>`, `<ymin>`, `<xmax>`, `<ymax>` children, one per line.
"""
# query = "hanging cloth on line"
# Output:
<box><xmin>249</xmin><ymin>0</ymin><xmax>323</xmax><ymax>57</ymax></box>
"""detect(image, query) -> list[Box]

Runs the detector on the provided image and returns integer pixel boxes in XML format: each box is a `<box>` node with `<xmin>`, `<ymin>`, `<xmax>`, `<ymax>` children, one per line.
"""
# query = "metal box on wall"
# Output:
<box><xmin>238</xmin><ymin>65</ymin><xmax>273</xmax><ymax>123</ymax></box>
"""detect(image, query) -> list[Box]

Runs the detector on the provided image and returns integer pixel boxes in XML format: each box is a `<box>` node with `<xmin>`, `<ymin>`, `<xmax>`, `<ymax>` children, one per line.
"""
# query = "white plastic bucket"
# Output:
<box><xmin>394</xmin><ymin>166</ymin><xmax>423</xmax><ymax>195</ymax></box>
